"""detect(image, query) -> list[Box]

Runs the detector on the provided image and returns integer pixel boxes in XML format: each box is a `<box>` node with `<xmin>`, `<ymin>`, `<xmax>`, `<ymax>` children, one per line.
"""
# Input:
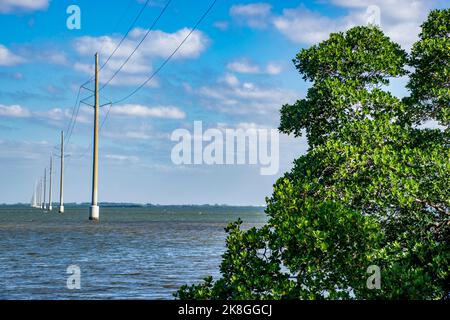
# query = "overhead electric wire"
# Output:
<box><xmin>81</xmin><ymin>0</ymin><xmax>173</xmax><ymax>103</ymax></box>
<box><xmin>111</xmin><ymin>0</ymin><xmax>218</xmax><ymax>105</ymax></box>
<box><xmin>63</xmin><ymin>85</ymin><xmax>82</xmax><ymax>144</ymax></box>
<box><xmin>73</xmin><ymin>103</ymin><xmax>112</xmax><ymax>160</ymax></box>
<box><xmin>88</xmin><ymin>0</ymin><xmax>152</xmax><ymax>82</ymax></box>
<box><xmin>98</xmin><ymin>0</ymin><xmax>173</xmax><ymax>91</ymax></box>
<box><xmin>67</xmin><ymin>0</ymin><xmax>218</xmax><ymax>160</ymax></box>
<box><xmin>64</xmin><ymin>0</ymin><xmax>143</xmax><ymax>150</ymax></box>
<box><xmin>95</xmin><ymin>0</ymin><xmax>136</xmax><ymax>62</ymax></box>
<box><xmin>63</xmin><ymin>78</ymin><xmax>93</xmax><ymax>147</ymax></box>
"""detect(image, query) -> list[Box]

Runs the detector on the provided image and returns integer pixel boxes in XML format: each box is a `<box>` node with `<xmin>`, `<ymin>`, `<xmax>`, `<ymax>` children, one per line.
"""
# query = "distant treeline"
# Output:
<box><xmin>0</xmin><ymin>203</ymin><xmax>266</xmax><ymax>210</ymax></box>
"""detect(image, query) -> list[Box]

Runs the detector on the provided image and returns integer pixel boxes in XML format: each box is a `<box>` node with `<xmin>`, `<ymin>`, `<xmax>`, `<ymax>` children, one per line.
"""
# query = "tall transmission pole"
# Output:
<box><xmin>59</xmin><ymin>131</ymin><xmax>65</xmax><ymax>214</ymax></box>
<box><xmin>89</xmin><ymin>53</ymin><xmax>100</xmax><ymax>221</ymax></box>
<box><xmin>48</xmin><ymin>155</ymin><xmax>53</xmax><ymax>211</ymax></box>
<box><xmin>39</xmin><ymin>178</ymin><xmax>42</xmax><ymax>208</ymax></box>
<box><xmin>31</xmin><ymin>180</ymin><xmax>37</xmax><ymax>208</ymax></box>
<box><xmin>40</xmin><ymin>177</ymin><xmax>43</xmax><ymax>208</ymax></box>
<box><xmin>37</xmin><ymin>178</ymin><xmax>41</xmax><ymax>208</ymax></box>
<box><xmin>36</xmin><ymin>179</ymin><xmax>39</xmax><ymax>208</ymax></box>
<box><xmin>33</xmin><ymin>180</ymin><xmax>38</xmax><ymax>208</ymax></box>
<box><xmin>43</xmin><ymin>168</ymin><xmax>47</xmax><ymax>210</ymax></box>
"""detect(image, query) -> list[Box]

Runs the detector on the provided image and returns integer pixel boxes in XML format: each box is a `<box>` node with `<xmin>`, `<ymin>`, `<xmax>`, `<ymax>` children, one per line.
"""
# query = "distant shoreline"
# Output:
<box><xmin>0</xmin><ymin>203</ymin><xmax>266</xmax><ymax>209</ymax></box>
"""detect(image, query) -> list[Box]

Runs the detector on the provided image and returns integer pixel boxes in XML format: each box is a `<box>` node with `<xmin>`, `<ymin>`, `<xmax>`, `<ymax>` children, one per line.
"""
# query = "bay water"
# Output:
<box><xmin>0</xmin><ymin>205</ymin><xmax>266</xmax><ymax>299</ymax></box>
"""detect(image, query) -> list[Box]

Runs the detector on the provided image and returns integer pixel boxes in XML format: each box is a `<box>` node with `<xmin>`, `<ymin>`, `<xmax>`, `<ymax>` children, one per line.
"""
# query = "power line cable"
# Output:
<box><xmin>64</xmin><ymin>0</ymin><xmax>142</xmax><ymax>147</ymax></box>
<box><xmin>111</xmin><ymin>0</ymin><xmax>217</xmax><ymax>105</ymax></box>
<box><xmin>89</xmin><ymin>0</ymin><xmax>152</xmax><ymax>82</ymax></box>
<box><xmin>68</xmin><ymin>0</ymin><xmax>218</xmax><ymax>160</ymax></box>
<box><xmin>98</xmin><ymin>0</ymin><xmax>173</xmax><ymax>91</ymax></box>
<box><xmin>96</xmin><ymin>0</ymin><xmax>136</xmax><ymax>60</ymax></box>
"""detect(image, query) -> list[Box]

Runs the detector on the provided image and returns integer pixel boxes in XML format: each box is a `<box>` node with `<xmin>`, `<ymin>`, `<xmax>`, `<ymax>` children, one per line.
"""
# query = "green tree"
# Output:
<box><xmin>406</xmin><ymin>9</ymin><xmax>450</xmax><ymax>126</ymax></box>
<box><xmin>176</xmin><ymin>11</ymin><xmax>450</xmax><ymax>300</ymax></box>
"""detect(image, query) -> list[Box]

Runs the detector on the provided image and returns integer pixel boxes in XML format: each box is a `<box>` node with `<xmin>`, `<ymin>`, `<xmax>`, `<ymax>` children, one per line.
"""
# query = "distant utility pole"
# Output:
<box><xmin>38</xmin><ymin>178</ymin><xmax>42</xmax><ymax>208</ymax></box>
<box><xmin>48</xmin><ymin>155</ymin><xmax>53</xmax><ymax>211</ymax></box>
<box><xmin>35</xmin><ymin>179</ymin><xmax>39</xmax><ymax>208</ymax></box>
<box><xmin>89</xmin><ymin>52</ymin><xmax>100</xmax><ymax>221</ymax></box>
<box><xmin>32</xmin><ymin>180</ymin><xmax>37</xmax><ymax>208</ymax></box>
<box><xmin>43</xmin><ymin>168</ymin><xmax>47</xmax><ymax>210</ymax></box>
<box><xmin>59</xmin><ymin>131</ymin><xmax>65</xmax><ymax>214</ymax></box>
<box><xmin>37</xmin><ymin>178</ymin><xmax>41</xmax><ymax>208</ymax></box>
<box><xmin>39</xmin><ymin>178</ymin><xmax>43</xmax><ymax>208</ymax></box>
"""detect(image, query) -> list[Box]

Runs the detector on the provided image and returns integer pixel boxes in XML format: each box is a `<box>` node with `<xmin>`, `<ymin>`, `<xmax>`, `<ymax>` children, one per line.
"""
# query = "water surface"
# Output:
<box><xmin>0</xmin><ymin>205</ymin><xmax>266</xmax><ymax>299</ymax></box>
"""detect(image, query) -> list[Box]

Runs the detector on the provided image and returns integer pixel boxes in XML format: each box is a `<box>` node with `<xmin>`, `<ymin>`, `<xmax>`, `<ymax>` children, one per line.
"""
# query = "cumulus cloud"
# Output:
<box><xmin>0</xmin><ymin>44</ymin><xmax>25</xmax><ymax>66</ymax></box>
<box><xmin>266</xmin><ymin>63</ymin><xmax>282</xmax><ymax>75</ymax></box>
<box><xmin>0</xmin><ymin>103</ymin><xmax>93</xmax><ymax>129</ymax></box>
<box><xmin>0</xmin><ymin>0</ymin><xmax>49</xmax><ymax>14</ymax></box>
<box><xmin>219</xmin><ymin>73</ymin><xmax>240</xmax><ymax>87</ymax></box>
<box><xmin>230</xmin><ymin>3</ymin><xmax>273</xmax><ymax>28</ymax></box>
<box><xmin>227</xmin><ymin>59</ymin><xmax>282</xmax><ymax>75</ymax></box>
<box><xmin>234</xmin><ymin>1</ymin><xmax>437</xmax><ymax>49</ymax></box>
<box><xmin>73</xmin><ymin>28</ymin><xmax>209</xmax><ymax>86</ymax></box>
<box><xmin>197</xmin><ymin>74</ymin><xmax>298</xmax><ymax>116</ymax></box>
<box><xmin>34</xmin><ymin>106</ymin><xmax>91</xmax><ymax>125</ymax></box>
<box><xmin>0</xmin><ymin>104</ymin><xmax>30</xmax><ymax>117</ymax></box>
<box><xmin>105</xmin><ymin>154</ymin><xmax>139</xmax><ymax>163</ymax></box>
<box><xmin>213</xmin><ymin>21</ymin><xmax>229</xmax><ymax>31</ymax></box>
<box><xmin>0</xmin><ymin>139</ymin><xmax>50</xmax><ymax>161</ymax></box>
<box><xmin>227</xmin><ymin>59</ymin><xmax>260</xmax><ymax>74</ymax></box>
<box><xmin>110</xmin><ymin>104</ymin><xmax>186</xmax><ymax>119</ymax></box>
<box><xmin>38</xmin><ymin>51</ymin><xmax>68</xmax><ymax>65</ymax></box>
<box><xmin>273</xmin><ymin>7</ymin><xmax>352</xmax><ymax>45</ymax></box>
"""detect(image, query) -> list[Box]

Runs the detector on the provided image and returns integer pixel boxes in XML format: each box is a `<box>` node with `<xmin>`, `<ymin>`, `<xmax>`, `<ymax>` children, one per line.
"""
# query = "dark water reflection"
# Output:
<box><xmin>0</xmin><ymin>206</ymin><xmax>266</xmax><ymax>299</ymax></box>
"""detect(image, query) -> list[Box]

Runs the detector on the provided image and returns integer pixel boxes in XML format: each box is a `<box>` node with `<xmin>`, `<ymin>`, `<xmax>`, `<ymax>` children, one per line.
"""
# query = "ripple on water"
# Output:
<box><xmin>0</xmin><ymin>206</ymin><xmax>266</xmax><ymax>299</ymax></box>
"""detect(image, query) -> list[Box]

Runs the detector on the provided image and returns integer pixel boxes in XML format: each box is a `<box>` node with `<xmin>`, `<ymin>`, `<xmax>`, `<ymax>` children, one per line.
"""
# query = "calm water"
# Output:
<box><xmin>0</xmin><ymin>205</ymin><xmax>266</xmax><ymax>299</ymax></box>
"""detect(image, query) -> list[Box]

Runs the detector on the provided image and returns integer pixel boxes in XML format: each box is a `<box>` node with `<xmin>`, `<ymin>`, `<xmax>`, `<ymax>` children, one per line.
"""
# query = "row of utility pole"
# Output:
<box><xmin>32</xmin><ymin>131</ymin><xmax>64</xmax><ymax>214</ymax></box>
<box><xmin>32</xmin><ymin>53</ymin><xmax>100</xmax><ymax>221</ymax></box>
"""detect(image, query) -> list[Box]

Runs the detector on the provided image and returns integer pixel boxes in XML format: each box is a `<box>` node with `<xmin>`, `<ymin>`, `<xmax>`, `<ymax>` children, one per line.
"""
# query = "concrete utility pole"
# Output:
<box><xmin>43</xmin><ymin>168</ymin><xmax>47</xmax><ymax>210</ymax></box>
<box><xmin>39</xmin><ymin>178</ymin><xmax>42</xmax><ymax>208</ymax></box>
<box><xmin>40</xmin><ymin>177</ymin><xmax>43</xmax><ymax>208</ymax></box>
<box><xmin>89</xmin><ymin>52</ymin><xmax>100</xmax><ymax>221</ymax></box>
<box><xmin>37</xmin><ymin>178</ymin><xmax>41</xmax><ymax>208</ymax></box>
<box><xmin>32</xmin><ymin>180</ymin><xmax>37</xmax><ymax>208</ymax></box>
<box><xmin>36</xmin><ymin>179</ymin><xmax>39</xmax><ymax>208</ymax></box>
<box><xmin>48</xmin><ymin>155</ymin><xmax>53</xmax><ymax>211</ymax></box>
<box><xmin>59</xmin><ymin>131</ymin><xmax>65</xmax><ymax>214</ymax></box>
<box><xmin>39</xmin><ymin>179</ymin><xmax>42</xmax><ymax>208</ymax></box>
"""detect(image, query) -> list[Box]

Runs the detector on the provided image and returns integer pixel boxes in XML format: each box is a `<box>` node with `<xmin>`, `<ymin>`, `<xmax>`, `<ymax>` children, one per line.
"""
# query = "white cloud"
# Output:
<box><xmin>0</xmin><ymin>104</ymin><xmax>30</xmax><ymax>117</ymax></box>
<box><xmin>0</xmin><ymin>0</ymin><xmax>49</xmax><ymax>14</ymax></box>
<box><xmin>230</xmin><ymin>3</ymin><xmax>273</xmax><ymax>28</ymax></box>
<box><xmin>227</xmin><ymin>59</ymin><xmax>283</xmax><ymax>75</ymax></box>
<box><xmin>123</xmin><ymin>131</ymin><xmax>151</xmax><ymax>140</ymax></box>
<box><xmin>0</xmin><ymin>104</ymin><xmax>92</xmax><ymax>128</ymax></box>
<box><xmin>0</xmin><ymin>139</ymin><xmax>50</xmax><ymax>161</ymax></box>
<box><xmin>74</xmin><ymin>28</ymin><xmax>208</xmax><ymax>61</ymax></box>
<box><xmin>197</xmin><ymin>74</ymin><xmax>298</xmax><ymax>116</ymax></box>
<box><xmin>0</xmin><ymin>44</ymin><xmax>25</xmax><ymax>66</ymax></box>
<box><xmin>220</xmin><ymin>73</ymin><xmax>240</xmax><ymax>87</ymax></box>
<box><xmin>34</xmin><ymin>107</ymin><xmax>92</xmax><ymax>125</ymax></box>
<box><xmin>329</xmin><ymin>0</ymin><xmax>427</xmax><ymax>22</ymax></box>
<box><xmin>73</xmin><ymin>27</ymin><xmax>209</xmax><ymax>86</ymax></box>
<box><xmin>275</xmin><ymin>1</ymin><xmax>437</xmax><ymax>49</ymax></box>
<box><xmin>273</xmin><ymin>6</ymin><xmax>356</xmax><ymax>45</ymax></box>
<box><xmin>110</xmin><ymin>104</ymin><xmax>186</xmax><ymax>119</ymax></box>
<box><xmin>266</xmin><ymin>63</ymin><xmax>282</xmax><ymax>75</ymax></box>
<box><xmin>216</xmin><ymin>121</ymin><xmax>272</xmax><ymax>132</ymax></box>
<box><xmin>236</xmin><ymin>1</ymin><xmax>437</xmax><ymax>49</ymax></box>
<box><xmin>105</xmin><ymin>154</ymin><xmax>139</xmax><ymax>163</ymax></box>
<box><xmin>213</xmin><ymin>21</ymin><xmax>229</xmax><ymax>31</ymax></box>
<box><xmin>39</xmin><ymin>51</ymin><xmax>68</xmax><ymax>65</ymax></box>
<box><xmin>227</xmin><ymin>59</ymin><xmax>260</xmax><ymax>74</ymax></box>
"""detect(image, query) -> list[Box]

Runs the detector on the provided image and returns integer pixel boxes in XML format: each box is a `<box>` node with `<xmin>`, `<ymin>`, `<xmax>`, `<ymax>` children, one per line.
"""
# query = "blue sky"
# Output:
<box><xmin>0</xmin><ymin>0</ymin><xmax>448</xmax><ymax>204</ymax></box>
